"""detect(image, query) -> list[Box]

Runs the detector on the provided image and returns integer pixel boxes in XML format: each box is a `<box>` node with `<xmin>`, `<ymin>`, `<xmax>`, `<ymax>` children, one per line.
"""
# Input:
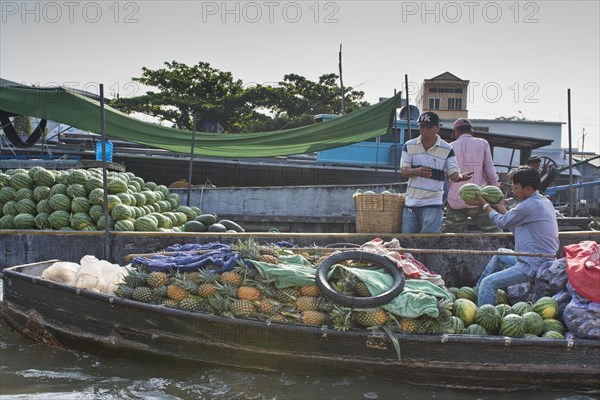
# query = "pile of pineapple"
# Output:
<box><xmin>114</xmin><ymin>239</ymin><xmax>454</xmax><ymax>333</ymax></box>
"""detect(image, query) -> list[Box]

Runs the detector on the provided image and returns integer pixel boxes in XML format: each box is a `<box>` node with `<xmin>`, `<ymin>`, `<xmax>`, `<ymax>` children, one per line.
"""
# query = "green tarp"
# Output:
<box><xmin>0</xmin><ymin>84</ymin><xmax>402</xmax><ymax>158</ymax></box>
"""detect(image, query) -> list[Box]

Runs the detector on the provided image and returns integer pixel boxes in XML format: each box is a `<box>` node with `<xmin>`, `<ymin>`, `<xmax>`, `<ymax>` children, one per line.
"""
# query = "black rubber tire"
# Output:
<box><xmin>315</xmin><ymin>251</ymin><xmax>405</xmax><ymax>308</ymax></box>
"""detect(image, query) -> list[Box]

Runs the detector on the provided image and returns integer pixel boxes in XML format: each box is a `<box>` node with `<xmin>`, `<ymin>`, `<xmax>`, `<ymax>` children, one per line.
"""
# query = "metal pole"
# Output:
<box><xmin>186</xmin><ymin>112</ymin><xmax>196</xmax><ymax>207</ymax></box>
<box><xmin>393</xmin><ymin>88</ymin><xmax>398</xmax><ymax>181</ymax></box>
<box><xmin>567</xmin><ymin>89</ymin><xmax>574</xmax><ymax>216</ymax></box>
<box><xmin>339</xmin><ymin>44</ymin><xmax>345</xmax><ymax>115</ymax></box>
<box><xmin>99</xmin><ymin>84</ymin><xmax>110</xmax><ymax>262</ymax></box>
<box><xmin>405</xmin><ymin>74</ymin><xmax>412</xmax><ymax>141</ymax></box>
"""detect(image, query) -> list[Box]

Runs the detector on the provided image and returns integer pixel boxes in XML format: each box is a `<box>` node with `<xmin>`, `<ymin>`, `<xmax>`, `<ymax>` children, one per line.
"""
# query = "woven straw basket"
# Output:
<box><xmin>354</xmin><ymin>193</ymin><xmax>405</xmax><ymax>233</ymax></box>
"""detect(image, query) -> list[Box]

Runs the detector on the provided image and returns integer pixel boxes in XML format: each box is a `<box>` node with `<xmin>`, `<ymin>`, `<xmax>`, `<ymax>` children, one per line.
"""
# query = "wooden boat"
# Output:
<box><xmin>1</xmin><ymin>231</ymin><xmax>600</xmax><ymax>392</ymax></box>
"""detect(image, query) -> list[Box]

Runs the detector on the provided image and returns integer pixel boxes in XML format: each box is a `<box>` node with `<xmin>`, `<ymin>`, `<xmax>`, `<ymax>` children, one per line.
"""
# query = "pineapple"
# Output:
<box><xmin>166</xmin><ymin>283</ymin><xmax>188</xmax><ymax>301</ymax></box>
<box><xmin>187</xmin><ymin>271</ymin><xmax>204</xmax><ymax>285</ymax></box>
<box><xmin>258</xmin><ymin>245</ymin><xmax>280</xmax><ymax>264</ymax></box>
<box><xmin>232</xmin><ymin>238</ymin><xmax>260</xmax><ymax>260</ymax></box>
<box><xmin>299</xmin><ymin>285</ymin><xmax>320</xmax><ymax>297</ymax></box>
<box><xmin>230</xmin><ymin>299</ymin><xmax>256</xmax><ymax>317</ymax></box>
<box><xmin>146</xmin><ymin>271</ymin><xmax>168</xmax><ymax>288</ymax></box>
<box><xmin>197</xmin><ymin>283</ymin><xmax>218</xmax><ymax>298</ymax></box>
<box><xmin>354</xmin><ymin>281</ymin><xmax>371</xmax><ymax>297</ymax></box>
<box><xmin>301</xmin><ymin>310</ymin><xmax>328</xmax><ymax>326</ymax></box>
<box><xmin>160</xmin><ymin>298</ymin><xmax>180</xmax><ymax>308</ymax></box>
<box><xmin>132</xmin><ymin>286</ymin><xmax>155</xmax><ymax>303</ymax></box>
<box><xmin>256</xmin><ymin>298</ymin><xmax>281</xmax><ymax>315</ymax></box>
<box><xmin>273</xmin><ymin>287</ymin><xmax>300</xmax><ymax>303</ymax></box>
<box><xmin>330</xmin><ymin>306</ymin><xmax>352</xmax><ymax>331</ymax></box>
<box><xmin>295</xmin><ymin>296</ymin><xmax>322</xmax><ymax>312</ymax></box>
<box><xmin>219</xmin><ymin>271</ymin><xmax>243</xmax><ymax>287</ymax></box>
<box><xmin>257</xmin><ymin>254</ymin><xmax>279</xmax><ymax>264</ymax></box>
<box><xmin>113</xmin><ymin>282</ymin><xmax>135</xmax><ymax>299</ymax></box>
<box><xmin>122</xmin><ymin>268</ymin><xmax>148</xmax><ymax>288</ymax></box>
<box><xmin>237</xmin><ymin>286</ymin><xmax>261</xmax><ymax>301</ymax></box>
<box><xmin>179</xmin><ymin>296</ymin><xmax>204</xmax><ymax>311</ymax></box>
<box><xmin>354</xmin><ymin>309</ymin><xmax>389</xmax><ymax>327</ymax></box>
<box><xmin>400</xmin><ymin>317</ymin><xmax>430</xmax><ymax>334</ymax></box>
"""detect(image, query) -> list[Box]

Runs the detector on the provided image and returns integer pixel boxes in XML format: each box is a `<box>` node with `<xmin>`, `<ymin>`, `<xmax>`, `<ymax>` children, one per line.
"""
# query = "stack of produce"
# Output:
<box><xmin>0</xmin><ymin>167</ymin><xmax>244</xmax><ymax>232</ymax></box>
<box><xmin>113</xmin><ymin>239</ymin><xmax>569</xmax><ymax>338</ymax></box>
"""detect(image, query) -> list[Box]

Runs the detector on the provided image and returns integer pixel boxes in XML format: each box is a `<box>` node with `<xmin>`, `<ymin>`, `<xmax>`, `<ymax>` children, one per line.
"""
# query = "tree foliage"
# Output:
<box><xmin>110</xmin><ymin>61</ymin><xmax>369</xmax><ymax>133</ymax></box>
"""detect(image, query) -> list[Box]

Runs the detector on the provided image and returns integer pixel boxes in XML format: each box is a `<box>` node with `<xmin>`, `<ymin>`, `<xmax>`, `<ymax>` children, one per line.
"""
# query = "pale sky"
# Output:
<box><xmin>1</xmin><ymin>0</ymin><xmax>598</xmax><ymax>152</ymax></box>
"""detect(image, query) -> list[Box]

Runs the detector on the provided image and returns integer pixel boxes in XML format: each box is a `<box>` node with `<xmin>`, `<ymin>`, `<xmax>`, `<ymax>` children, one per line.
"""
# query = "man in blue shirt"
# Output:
<box><xmin>467</xmin><ymin>167</ymin><xmax>559</xmax><ymax>306</ymax></box>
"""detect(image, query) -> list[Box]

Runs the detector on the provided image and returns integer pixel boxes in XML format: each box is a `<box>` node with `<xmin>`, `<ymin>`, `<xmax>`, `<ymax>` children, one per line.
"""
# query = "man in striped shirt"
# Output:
<box><xmin>400</xmin><ymin>111</ymin><xmax>473</xmax><ymax>233</ymax></box>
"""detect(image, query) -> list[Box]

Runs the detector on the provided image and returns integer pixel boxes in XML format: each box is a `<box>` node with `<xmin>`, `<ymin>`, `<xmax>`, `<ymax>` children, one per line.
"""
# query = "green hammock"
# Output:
<box><xmin>0</xmin><ymin>83</ymin><xmax>402</xmax><ymax>158</ymax></box>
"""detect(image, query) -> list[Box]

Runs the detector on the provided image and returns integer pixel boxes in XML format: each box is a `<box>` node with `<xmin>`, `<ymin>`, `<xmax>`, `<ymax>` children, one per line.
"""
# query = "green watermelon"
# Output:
<box><xmin>533</xmin><ymin>297</ymin><xmax>559</xmax><ymax>319</ymax></box>
<box><xmin>464</xmin><ymin>323</ymin><xmax>488</xmax><ymax>336</ymax></box>
<box><xmin>16</xmin><ymin>199</ymin><xmax>37</xmax><ymax>215</ymax></box>
<box><xmin>481</xmin><ymin>185</ymin><xmax>503</xmax><ymax>204</ymax></box>
<box><xmin>456</xmin><ymin>286</ymin><xmax>478</xmax><ymax>303</ymax></box>
<box><xmin>33</xmin><ymin>168</ymin><xmax>55</xmax><ymax>187</ymax></box>
<box><xmin>88</xmin><ymin>188</ymin><xmax>105</xmax><ymax>205</ymax></box>
<box><xmin>111</xmin><ymin>204</ymin><xmax>132</xmax><ymax>221</ymax></box>
<box><xmin>33</xmin><ymin>186</ymin><xmax>51</xmax><ymax>202</ymax></box>
<box><xmin>67</xmin><ymin>184</ymin><xmax>87</xmax><ymax>199</ymax></box>
<box><xmin>13</xmin><ymin>213</ymin><xmax>36</xmax><ymax>229</ymax></box>
<box><xmin>474</xmin><ymin>304</ymin><xmax>501</xmax><ymax>334</ymax></box>
<box><xmin>522</xmin><ymin>311</ymin><xmax>545</xmax><ymax>336</ymax></box>
<box><xmin>84</xmin><ymin>177</ymin><xmax>104</xmax><ymax>193</ymax></box>
<box><xmin>9</xmin><ymin>172</ymin><xmax>33</xmax><ymax>190</ymax></box>
<box><xmin>459</xmin><ymin>183</ymin><xmax>482</xmax><ymax>203</ymax></box>
<box><xmin>134</xmin><ymin>216</ymin><xmax>158</xmax><ymax>232</ymax></box>
<box><xmin>511</xmin><ymin>301</ymin><xmax>533</xmax><ymax>316</ymax></box>
<box><xmin>34</xmin><ymin>213</ymin><xmax>52</xmax><ymax>230</ymax></box>
<box><xmin>71</xmin><ymin>197</ymin><xmax>91</xmax><ymax>214</ymax></box>
<box><xmin>106</xmin><ymin>195</ymin><xmax>122</xmax><ymax>212</ymax></box>
<box><xmin>49</xmin><ymin>183</ymin><xmax>68</xmax><ymax>196</ymax></box>
<box><xmin>184</xmin><ymin>220</ymin><xmax>206</xmax><ymax>232</ymax></box>
<box><xmin>15</xmin><ymin>188</ymin><xmax>34</xmax><ymax>202</ymax></box>
<box><xmin>0</xmin><ymin>187</ymin><xmax>17</xmax><ymax>203</ymax></box>
<box><xmin>0</xmin><ymin>214</ymin><xmax>16</xmax><ymax>229</ymax></box>
<box><xmin>49</xmin><ymin>193</ymin><xmax>72</xmax><ymax>212</ymax></box>
<box><xmin>542</xmin><ymin>331</ymin><xmax>565</xmax><ymax>339</ymax></box>
<box><xmin>48</xmin><ymin>210</ymin><xmax>71</xmax><ymax>229</ymax></box>
<box><xmin>107</xmin><ymin>178</ymin><xmax>128</xmax><ymax>194</ymax></box>
<box><xmin>2</xmin><ymin>201</ymin><xmax>18</xmax><ymax>216</ymax></box>
<box><xmin>442</xmin><ymin>315</ymin><xmax>465</xmax><ymax>334</ymax></box>
<box><xmin>542</xmin><ymin>318</ymin><xmax>565</xmax><ymax>335</ymax></box>
<box><xmin>71</xmin><ymin>212</ymin><xmax>93</xmax><ymax>230</ymax></box>
<box><xmin>500</xmin><ymin>314</ymin><xmax>526</xmax><ymax>338</ymax></box>
<box><xmin>495</xmin><ymin>289</ymin><xmax>509</xmax><ymax>305</ymax></box>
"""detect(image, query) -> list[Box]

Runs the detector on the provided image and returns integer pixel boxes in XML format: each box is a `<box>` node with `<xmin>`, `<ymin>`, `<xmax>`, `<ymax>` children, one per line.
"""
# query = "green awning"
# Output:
<box><xmin>0</xmin><ymin>83</ymin><xmax>402</xmax><ymax>158</ymax></box>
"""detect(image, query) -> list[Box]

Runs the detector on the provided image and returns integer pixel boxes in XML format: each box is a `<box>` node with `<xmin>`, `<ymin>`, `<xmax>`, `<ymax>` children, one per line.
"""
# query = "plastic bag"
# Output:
<box><xmin>534</xmin><ymin>258</ymin><xmax>567</xmax><ymax>301</ymax></box>
<box><xmin>74</xmin><ymin>255</ymin><xmax>110</xmax><ymax>293</ymax></box>
<box><xmin>508</xmin><ymin>281</ymin><xmax>535</xmax><ymax>304</ymax></box>
<box><xmin>563</xmin><ymin>282</ymin><xmax>600</xmax><ymax>340</ymax></box>
<box><xmin>552</xmin><ymin>289</ymin><xmax>572</xmax><ymax>320</ymax></box>
<box><xmin>41</xmin><ymin>261</ymin><xmax>80</xmax><ymax>285</ymax></box>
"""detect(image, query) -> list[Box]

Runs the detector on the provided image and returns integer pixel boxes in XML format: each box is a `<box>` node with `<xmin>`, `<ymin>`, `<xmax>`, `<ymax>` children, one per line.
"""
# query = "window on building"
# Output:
<box><xmin>429</xmin><ymin>97</ymin><xmax>440</xmax><ymax>110</ymax></box>
<box><xmin>448</xmin><ymin>98</ymin><xmax>462</xmax><ymax>110</ymax></box>
<box><xmin>429</xmin><ymin>87</ymin><xmax>463</xmax><ymax>94</ymax></box>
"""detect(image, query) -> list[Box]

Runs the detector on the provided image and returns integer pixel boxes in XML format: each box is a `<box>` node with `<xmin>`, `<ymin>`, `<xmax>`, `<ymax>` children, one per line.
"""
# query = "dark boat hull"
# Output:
<box><xmin>1</xmin><ymin>261</ymin><xmax>599</xmax><ymax>392</ymax></box>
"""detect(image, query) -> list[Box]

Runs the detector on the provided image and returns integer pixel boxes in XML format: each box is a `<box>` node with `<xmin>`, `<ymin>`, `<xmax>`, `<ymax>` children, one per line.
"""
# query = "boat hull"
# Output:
<box><xmin>1</xmin><ymin>260</ymin><xmax>599</xmax><ymax>392</ymax></box>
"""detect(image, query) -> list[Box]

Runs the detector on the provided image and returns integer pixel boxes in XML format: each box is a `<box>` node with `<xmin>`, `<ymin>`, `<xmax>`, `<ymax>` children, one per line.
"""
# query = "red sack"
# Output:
<box><xmin>564</xmin><ymin>241</ymin><xmax>600</xmax><ymax>303</ymax></box>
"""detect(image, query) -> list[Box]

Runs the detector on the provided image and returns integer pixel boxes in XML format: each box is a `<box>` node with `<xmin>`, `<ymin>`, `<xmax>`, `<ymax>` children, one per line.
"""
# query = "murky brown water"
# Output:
<box><xmin>0</xmin><ymin>324</ymin><xmax>597</xmax><ymax>400</ymax></box>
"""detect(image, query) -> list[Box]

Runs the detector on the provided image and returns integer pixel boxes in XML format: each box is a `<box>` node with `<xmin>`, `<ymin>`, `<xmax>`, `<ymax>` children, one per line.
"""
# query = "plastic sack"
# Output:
<box><xmin>534</xmin><ymin>258</ymin><xmax>567</xmax><ymax>301</ymax></box>
<box><xmin>552</xmin><ymin>289</ymin><xmax>572</xmax><ymax>320</ymax></box>
<box><xmin>74</xmin><ymin>255</ymin><xmax>113</xmax><ymax>293</ymax></box>
<box><xmin>508</xmin><ymin>281</ymin><xmax>535</xmax><ymax>304</ymax></box>
<box><xmin>563</xmin><ymin>282</ymin><xmax>600</xmax><ymax>340</ymax></box>
<box><xmin>41</xmin><ymin>261</ymin><xmax>80</xmax><ymax>285</ymax></box>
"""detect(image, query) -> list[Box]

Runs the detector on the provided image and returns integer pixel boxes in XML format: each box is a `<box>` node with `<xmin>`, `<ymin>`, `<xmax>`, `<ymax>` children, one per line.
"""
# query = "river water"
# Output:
<box><xmin>0</xmin><ymin>325</ymin><xmax>597</xmax><ymax>400</ymax></box>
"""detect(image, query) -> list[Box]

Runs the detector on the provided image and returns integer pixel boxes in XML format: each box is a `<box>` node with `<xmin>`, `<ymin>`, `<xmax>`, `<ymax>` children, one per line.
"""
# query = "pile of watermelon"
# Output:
<box><xmin>447</xmin><ymin>285</ymin><xmax>566</xmax><ymax>338</ymax></box>
<box><xmin>0</xmin><ymin>167</ymin><xmax>233</xmax><ymax>232</ymax></box>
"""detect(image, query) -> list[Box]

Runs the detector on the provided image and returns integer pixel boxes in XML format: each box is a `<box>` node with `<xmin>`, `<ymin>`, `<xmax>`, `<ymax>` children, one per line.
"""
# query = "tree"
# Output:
<box><xmin>110</xmin><ymin>61</ymin><xmax>370</xmax><ymax>133</ymax></box>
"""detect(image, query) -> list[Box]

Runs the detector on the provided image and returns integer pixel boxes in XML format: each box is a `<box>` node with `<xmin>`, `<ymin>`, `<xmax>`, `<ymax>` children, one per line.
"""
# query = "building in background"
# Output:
<box><xmin>417</xmin><ymin>72</ymin><xmax>469</xmax><ymax>120</ymax></box>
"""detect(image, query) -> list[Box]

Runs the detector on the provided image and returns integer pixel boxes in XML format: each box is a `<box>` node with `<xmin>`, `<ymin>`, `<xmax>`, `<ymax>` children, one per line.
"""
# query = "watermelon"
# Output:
<box><xmin>71</xmin><ymin>197</ymin><xmax>91</xmax><ymax>214</ymax></box>
<box><xmin>542</xmin><ymin>331</ymin><xmax>565</xmax><ymax>339</ymax></box>
<box><xmin>48</xmin><ymin>193</ymin><xmax>72</xmax><ymax>212</ymax></box>
<box><xmin>71</xmin><ymin>212</ymin><xmax>93</xmax><ymax>230</ymax></box>
<box><xmin>132</xmin><ymin>192</ymin><xmax>146</xmax><ymax>207</ymax></box>
<box><xmin>0</xmin><ymin>172</ymin><xmax>12</xmax><ymax>188</ymax></box>
<box><xmin>89</xmin><ymin>204</ymin><xmax>105</xmax><ymax>222</ymax></box>
<box><xmin>0</xmin><ymin>186</ymin><xmax>17</xmax><ymax>203</ymax></box>
<box><xmin>66</xmin><ymin>184</ymin><xmax>87</xmax><ymax>199</ymax></box>
<box><xmin>111</xmin><ymin>204</ymin><xmax>133</xmax><ymax>221</ymax></box>
<box><xmin>184</xmin><ymin>220</ymin><xmax>206</xmax><ymax>232</ymax></box>
<box><xmin>459</xmin><ymin>183</ymin><xmax>482</xmax><ymax>203</ymax></box>
<box><xmin>464</xmin><ymin>324</ymin><xmax>488</xmax><ymax>336</ymax></box>
<box><xmin>16</xmin><ymin>199</ymin><xmax>37</xmax><ymax>215</ymax></box>
<box><xmin>114</xmin><ymin>219</ymin><xmax>135</xmax><ymax>231</ymax></box>
<box><xmin>495</xmin><ymin>289</ymin><xmax>509</xmax><ymax>305</ymax></box>
<box><xmin>48</xmin><ymin>210</ymin><xmax>71</xmax><ymax>229</ymax></box>
<box><xmin>33</xmin><ymin>186</ymin><xmax>51</xmax><ymax>202</ymax></box>
<box><xmin>88</xmin><ymin>188</ymin><xmax>105</xmax><ymax>205</ymax></box>
<box><xmin>33</xmin><ymin>168</ymin><xmax>56</xmax><ymax>187</ymax></box>
<box><xmin>177</xmin><ymin>206</ymin><xmax>198</xmax><ymax>221</ymax></box>
<box><xmin>481</xmin><ymin>185</ymin><xmax>503</xmax><ymax>204</ymax></box>
<box><xmin>134</xmin><ymin>216</ymin><xmax>158</xmax><ymax>232</ymax></box>
<box><xmin>13</xmin><ymin>213</ymin><xmax>36</xmax><ymax>229</ymax></box>
<box><xmin>454</xmin><ymin>298</ymin><xmax>478</xmax><ymax>326</ymax></box>
<box><xmin>195</xmin><ymin>214</ymin><xmax>218</xmax><ymax>226</ymax></box>
<box><xmin>474</xmin><ymin>304</ymin><xmax>501</xmax><ymax>334</ymax></box>
<box><xmin>49</xmin><ymin>183</ymin><xmax>68</xmax><ymax>196</ymax></box>
<box><xmin>15</xmin><ymin>188</ymin><xmax>34</xmax><ymax>202</ymax></box>
<box><xmin>208</xmin><ymin>223</ymin><xmax>227</xmax><ymax>232</ymax></box>
<box><xmin>511</xmin><ymin>301</ymin><xmax>533</xmax><ymax>316</ymax></box>
<box><xmin>107</xmin><ymin>178</ymin><xmax>128</xmax><ymax>194</ymax></box>
<box><xmin>144</xmin><ymin>181</ymin><xmax>157</xmax><ymax>190</ymax></box>
<box><xmin>96</xmin><ymin>215</ymin><xmax>114</xmax><ymax>230</ymax></box>
<box><xmin>542</xmin><ymin>318</ymin><xmax>565</xmax><ymax>335</ymax></box>
<box><xmin>456</xmin><ymin>286</ymin><xmax>478</xmax><ymax>303</ymax></box>
<box><xmin>442</xmin><ymin>316</ymin><xmax>465</xmax><ymax>334</ymax></box>
<box><xmin>9</xmin><ymin>172</ymin><xmax>33</xmax><ymax>190</ymax></box>
<box><xmin>106</xmin><ymin>195</ymin><xmax>122</xmax><ymax>212</ymax></box>
<box><xmin>522</xmin><ymin>311</ymin><xmax>545</xmax><ymax>336</ymax></box>
<box><xmin>0</xmin><ymin>214</ymin><xmax>16</xmax><ymax>229</ymax></box>
<box><xmin>68</xmin><ymin>169</ymin><xmax>89</xmax><ymax>184</ymax></box>
<box><xmin>115</xmin><ymin>192</ymin><xmax>132</xmax><ymax>206</ymax></box>
<box><xmin>500</xmin><ymin>314</ymin><xmax>525</xmax><ymax>338</ymax></box>
<box><xmin>533</xmin><ymin>297</ymin><xmax>559</xmax><ymax>319</ymax></box>
<box><xmin>34</xmin><ymin>213</ymin><xmax>52</xmax><ymax>230</ymax></box>
<box><xmin>3</xmin><ymin>201</ymin><xmax>17</xmax><ymax>216</ymax></box>
<box><xmin>84</xmin><ymin>177</ymin><xmax>104</xmax><ymax>193</ymax></box>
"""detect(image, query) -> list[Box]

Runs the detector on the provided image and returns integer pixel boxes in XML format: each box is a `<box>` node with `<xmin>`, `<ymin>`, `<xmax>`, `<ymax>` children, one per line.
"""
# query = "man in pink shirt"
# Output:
<box><xmin>445</xmin><ymin>118</ymin><xmax>502</xmax><ymax>233</ymax></box>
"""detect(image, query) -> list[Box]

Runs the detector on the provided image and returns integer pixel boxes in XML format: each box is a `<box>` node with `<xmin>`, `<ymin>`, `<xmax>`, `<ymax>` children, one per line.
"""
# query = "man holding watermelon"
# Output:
<box><xmin>400</xmin><ymin>111</ymin><xmax>473</xmax><ymax>233</ymax></box>
<box><xmin>445</xmin><ymin>118</ymin><xmax>502</xmax><ymax>233</ymax></box>
<box><xmin>465</xmin><ymin>167</ymin><xmax>560</xmax><ymax>306</ymax></box>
